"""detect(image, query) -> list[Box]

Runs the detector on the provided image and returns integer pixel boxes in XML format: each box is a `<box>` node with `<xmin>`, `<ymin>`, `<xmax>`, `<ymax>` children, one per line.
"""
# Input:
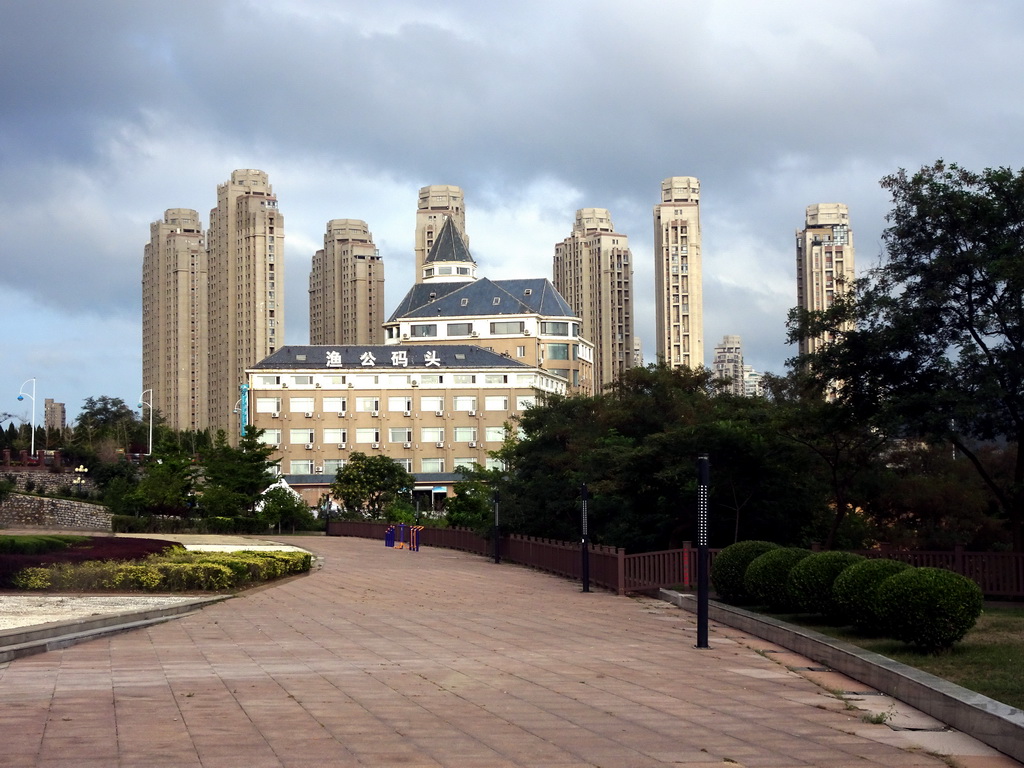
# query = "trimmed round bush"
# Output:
<box><xmin>875</xmin><ymin>567</ymin><xmax>983</xmax><ymax>651</ymax></box>
<box><xmin>711</xmin><ymin>540</ymin><xmax>780</xmax><ymax>604</ymax></box>
<box><xmin>744</xmin><ymin>547</ymin><xmax>812</xmax><ymax>611</ymax></box>
<box><xmin>832</xmin><ymin>558</ymin><xmax>911</xmax><ymax>631</ymax></box>
<box><xmin>787</xmin><ymin>551</ymin><xmax>865</xmax><ymax>617</ymax></box>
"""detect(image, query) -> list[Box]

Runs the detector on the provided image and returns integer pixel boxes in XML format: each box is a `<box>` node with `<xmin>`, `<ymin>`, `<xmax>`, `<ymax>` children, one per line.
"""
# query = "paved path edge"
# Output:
<box><xmin>660</xmin><ymin>588</ymin><xmax>1024</xmax><ymax>763</ymax></box>
<box><xmin>0</xmin><ymin>595</ymin><xmax>230</xmax><ymax>662</ymax></box>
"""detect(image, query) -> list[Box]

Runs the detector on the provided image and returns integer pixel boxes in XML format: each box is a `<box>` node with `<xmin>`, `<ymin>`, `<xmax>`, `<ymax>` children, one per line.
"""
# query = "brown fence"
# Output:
<box><xmin>326</xmin><ymin>522</ymin><xmax>1024</xmax><ymax>598</ymax></box>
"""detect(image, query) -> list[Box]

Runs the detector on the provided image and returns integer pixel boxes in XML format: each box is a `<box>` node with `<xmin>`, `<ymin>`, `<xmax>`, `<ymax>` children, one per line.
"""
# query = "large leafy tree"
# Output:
<box><xmin>133</xmin><ymin>439</ymin><xmax>199</xmax><ymax>516</ymax></box>
<box><xmin>330</xmin><ymin>451</ymin><xmax>415</xmax><ymax>520</ymax></box>
<box><xmin>789</xmin><ymin>160</ymin><xmax>1024</xmax><ymax>550</ymax></box>
<box><xmin>200</xmin><ymin>429</ymin><xmax>279</xmax><ymax>517</ymax></box>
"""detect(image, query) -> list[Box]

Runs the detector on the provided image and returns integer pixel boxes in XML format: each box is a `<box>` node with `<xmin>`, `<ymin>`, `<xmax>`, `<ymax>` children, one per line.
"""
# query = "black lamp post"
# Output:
<box><xmin>696</xmin><ymin>454</ymin><xmax>710</xmax><ymax>649</ymax></box>
<box><xmin>492</xmin><ymin>490</ymin><xmax>501</xmax><ymax>564</ymax></box>
<box><xmin>580</xmin><ymin>483</ymin><xmax>590</xmax><ymax>593</ymax></box>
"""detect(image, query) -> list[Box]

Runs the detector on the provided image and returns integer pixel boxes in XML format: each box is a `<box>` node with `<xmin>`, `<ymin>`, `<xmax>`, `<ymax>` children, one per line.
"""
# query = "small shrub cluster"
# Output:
<box><xmin>0</xmin><ymin>534</ymin><xmax>88</xmax><ymax>555</ymax></box>
<box><xmin>710</xmin><ymin>540</ymin><xmax>779</xmax><ymax>604</ymax></box>
<box><xmin>0</xmin><ymin>536</ymin><xmax>180</xmax><ymax>587</ymax></box>
<box><xmin>718</xmin><ymin>539</ymin><xmax>985</xmax><ymax>652</ymax></box>
<box><xmin>12</xmin><ymin>549</ymin><xmax>312</xmax><ymax>592</ymax></box>
<box><xmin>111</xmin><ymin>515</ymin><xmax>272</xmax><ymax>535</ymax></box>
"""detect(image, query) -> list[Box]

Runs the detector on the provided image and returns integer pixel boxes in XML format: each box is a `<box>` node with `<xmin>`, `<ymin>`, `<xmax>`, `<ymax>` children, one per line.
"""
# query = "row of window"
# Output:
<box><xmin>405</xmin><ymin>321</ymin><xmax>579</xmax><ymax>338</ymax></box>
<box><xmin>254</xmin><ymin>373</ymin><xmax>534</xmax><ymax>387</ymax></box>
<box><xmin>255</xmin><ymin>395</ymin><xmax>534</xmax><ymax>414</ymax></box>
<box><xmin>289</xmin><ymin>457</ymin><xmax>504</xmax><ymax>475</ymax></box>
<box><xmin>264</xmin><ymin>426</ymin><xmax>508</xmax><ymax>445</ymax></box>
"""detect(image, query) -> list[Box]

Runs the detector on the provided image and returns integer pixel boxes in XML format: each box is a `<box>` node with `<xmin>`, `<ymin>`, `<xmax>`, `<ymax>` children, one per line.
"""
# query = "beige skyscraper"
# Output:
<box><xmin>654</xmin><ymin>176</ymin><xmax>704</xmax><ymax>369</ymax></box>
<box><xmin>795</xmin><ymin>203</ymin><xmax>855</xmax><ymax>356</ymax></box>
<box><xmin>142</xmin><ymin>208</ymin><xmax>208</xmax><ymax>432</ymax></box>
<box><xmin>206</xmin><ymin>170</ymin><xmax>283</xmax><ymax>438</ymax></box>
<box><xmin>309</xmin><ymin>219</ymin><xmax>385</xmax><ymax>345</ymax></box>
<box><xmin>415</xmin><ymin>185</ymin><xmax>467</xmax><ymax>284</ymax></box>
<box><xmin>553</xmin><ymin>208</ymin><xmax>634</xmax><ymax>390</ymax></box>
<box><xmin>712</xmin><ymin>335</ymin><xmax>745</xmax><ymax>396</ymax></box>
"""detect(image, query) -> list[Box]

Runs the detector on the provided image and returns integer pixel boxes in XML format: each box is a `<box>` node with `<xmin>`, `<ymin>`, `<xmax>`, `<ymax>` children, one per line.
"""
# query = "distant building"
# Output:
<box><xmin>415</xmin><ymin>185</ymin><xmax>467</xmax><ymax>285</ymax></box>
<box><xmin>142</xmin><ymin>208</ymin><xmax>208</xmax><ymax>432</ymax></box>
<box><xmin>654</xmin><ymin>177</ymin><xmax>704</xmax><ymax>369</ymax></box>
<box><xmin>796</xmin><ymin>203</ymin><xmax>855</xmax><ymax>356</ymax></box>
<box><xmin>742</xmin><ymin>366</ymin><xmax>765</xmax><ymax>398</ymax></box>
<box><xmin>309</xmin><ymin>219</ymin><xmax>384</xmax><ymax>345</ymax></box>
<box><xmin>712</xmin><ymin>335</ymin><xmax>745</xmax><ymax>396</ymax></box>
<box><xmin>553</xmin><ymin>208</ymin><xmax>634</xmax><ymax>391</ymax></box>
<box><xmin>246</xmin><ymin>344</ymin><xmax>567</xmax><ymax>506</ymax></box>
<box><xmin>633</xmin><ymin>336</ymin><xmax>643</xmax><ymax>368</ymax></box>
<box><xmin>43</xmin><ymin>399</ymin><xmax>66</xmax><ymax>432</ymax></box>
<box><xmin>207</xmin><ymin>170</ymin><xmax>283</xmax><ymax>438</ymax></box>
<box><xmin>387</xmin><ymin>217</ymin><xmax>594</xmax><ymax>394</ymax></box>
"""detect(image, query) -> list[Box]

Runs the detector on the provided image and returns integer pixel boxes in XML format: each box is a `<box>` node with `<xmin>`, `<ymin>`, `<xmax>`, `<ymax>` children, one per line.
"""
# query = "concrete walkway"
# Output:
<box><xmin>0</xmin><ymin>535</ymin><xmax>1017</xmax><ymax>767</ymax></box>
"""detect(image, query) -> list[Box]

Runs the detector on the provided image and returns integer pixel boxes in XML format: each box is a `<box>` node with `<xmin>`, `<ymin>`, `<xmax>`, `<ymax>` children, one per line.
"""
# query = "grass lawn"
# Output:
<box><xmin>768</xmin><ymin>605</ymin><xmax>1024</xmax><ymax>711</ymax></box>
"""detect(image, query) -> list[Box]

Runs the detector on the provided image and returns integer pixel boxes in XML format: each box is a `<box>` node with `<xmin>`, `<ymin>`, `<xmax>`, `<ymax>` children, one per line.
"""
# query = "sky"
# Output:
<box><xmin>4</xmin><ymin>0</ymin><xmax>1024</xmax><ymax>425</ymax></box>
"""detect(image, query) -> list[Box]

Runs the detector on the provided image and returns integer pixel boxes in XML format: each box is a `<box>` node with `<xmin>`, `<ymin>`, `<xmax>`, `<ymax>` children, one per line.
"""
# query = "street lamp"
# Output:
<box><xmin>138</xmin><ymin>389</ymin><xmax>153</xmax><ymax>456</ymax></box>
<box><xmin>17</xmin><ymin>377</ymin><xmax>36</xmax><ymax>458</ymax></box>
<box><xmin>72</xmin><ymin>464</ymin><xmax>89</xmax><ymax>492</ymax></box>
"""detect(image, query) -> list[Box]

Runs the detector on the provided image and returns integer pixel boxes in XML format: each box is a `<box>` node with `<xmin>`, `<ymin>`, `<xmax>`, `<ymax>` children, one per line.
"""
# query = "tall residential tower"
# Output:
<box><xmin>206</xmin><ymin>169</ymin><xmax>284</xmax><ymax>437</ymax></box>
<box><xmin>309</xmin><ymin>219</ymin><xmax>384</xmax><ymax>345</ymax></box>
<box><xmin>415</xmin><ymin>185</ymin><xmax>467</xmax><ymax>284</ymax></box>
<box><xmin>795</xmin><ymin>203</ymin><xmax>855</xmax><ymax>356</ymax></box>
<box><xmin>553</xmin><ymin>208</ymin><xmax>634</xmax><ymax>391</ymax></box>
<box><xmin>141</xmin><ymin>208</ymin><xmax>208</xmax><ymax>432</ymax></box>
<box><xmin>654</xmin><ymin>176</ymin><xmax>704</xmax><ymax>369</ymax></box>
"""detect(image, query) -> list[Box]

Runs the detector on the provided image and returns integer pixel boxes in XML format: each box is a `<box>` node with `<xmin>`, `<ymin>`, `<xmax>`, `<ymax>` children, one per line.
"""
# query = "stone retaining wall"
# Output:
<box><xmin>1</xmin><ymin>469</ymin><xmax>95</xmax><ymax>495</ymax></box>
<box><xmin>0</xmin><ymin>494</ymin><xmax>112</xmax><ymax>532</ymax></box>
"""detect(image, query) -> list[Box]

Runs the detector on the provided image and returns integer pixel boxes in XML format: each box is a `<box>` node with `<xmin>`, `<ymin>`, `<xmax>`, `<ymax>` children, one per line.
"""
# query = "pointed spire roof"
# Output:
<box><xmin>424</xmin><ymin>216</ymin><xmax>474</xmax><ymax>264</ymax></box>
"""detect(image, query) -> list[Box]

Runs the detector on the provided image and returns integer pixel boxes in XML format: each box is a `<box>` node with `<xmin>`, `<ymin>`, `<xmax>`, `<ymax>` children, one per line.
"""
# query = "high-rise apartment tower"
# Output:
<box><xmin>309</xmin><ymin>219</ymin><xmax>385</xmax><ymax>345</ymax></box>
<box><xmin>141</xmin><ymin>208</ymin><xmax>208</xmax><ymax>432</ymax></box>
<box><xmin>712</xmin><ymin>335</ymin><xmax>745</xmax><ymax>396</ymax></box>
<box><xmin>206</xmin><ymin>170</ymin><xmax>283</xmax><ymax>438</ymax></box>
<box><xmin>654</xmin><ymin>177</ymin><xmax>704</xmax><ymax>368</ymax></box>
<box><xmin>553</xmin><ymin>208</ymin><xmax>634</xmax><ymax>391</ymax></box>
<box><xmin>415</xmin><ymin>185</ymin><xmax>467</xmax><ymax>284</ymax></box>
<box><xmin>795</xmin><ymin>203</ymin><xmax>855</xmax><ymax>356</ymax></box>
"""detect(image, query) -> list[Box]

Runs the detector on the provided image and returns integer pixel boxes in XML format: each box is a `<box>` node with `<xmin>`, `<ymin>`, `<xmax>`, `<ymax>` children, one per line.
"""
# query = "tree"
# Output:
<box><xmin>789</xmin><ymin>160</ymin><xmax>1024</xmax><ymax>550</ymax></box>
<box><xmin>200</xmin><ymin>429</ymin><xmax>279</xmax><ymax>517</ymax></box>
<box><xmin>259</xmin><ymin>486</ymin><xmax>316</xmax><ymax>532</ymax></box>
<box><xmin>133</xmin><ymin>439</ymin><xmax>199</xmax><ymax>516</ymax></box>
<box><xmin>330</xmin><ymin>452</ymin><xmax>414</xmax><ymax>520</ymax></box>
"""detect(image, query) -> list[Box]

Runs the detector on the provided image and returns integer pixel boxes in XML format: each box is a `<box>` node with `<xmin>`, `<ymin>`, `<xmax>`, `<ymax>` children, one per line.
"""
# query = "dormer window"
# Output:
<box><xmin>460</xmin><ymin>298</ymin><xmax>469</xmax><ymax>307</ymax></box>
<box><xmin>524</xmin><ymin>289</ymin><xmax>532</xmax><ymax>296</ymax></box>
<box><xmin>492</xmin><ymin>297</ymin><xmax>500</xmax><ymax>305</ymax></box>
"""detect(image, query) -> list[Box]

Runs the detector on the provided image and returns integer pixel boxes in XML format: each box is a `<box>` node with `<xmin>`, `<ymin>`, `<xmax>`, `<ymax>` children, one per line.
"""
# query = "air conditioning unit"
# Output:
<box><xmin>410</xmin><ymin>380</ymin><xmax>419</xmax><ymax>387</ymax></box>
<box><xmin>271</xmin><ymin>412</ymin><xmax>280</xmax><ymax>418</ymax></box>
<box><xmin>338</xmin><ymin>443</ymin><xmax>347</xmax><ymax>449</ymax></box>
<box><xmin>338</xmin><ymin>411</ymin><xmax>347</xmax><ymax>417</ymax></box>
<box><xmin>404</xmin><ymin>410</ymin><xmax>412</xmax><ymax>417</ymax></box>
<box><xmin>371</xmin><ymin>443</ymin><xmax>380</xmax><ymax>449</ymax></box>
<box><xmin>305</xmin><ymin>443</ymin><xmax>314</xmax><ymax>450</ymax></box>
<box><xmin>304</xmin><ymin>412</ymin><xmax>313</xmax><ymax>418</ymax></box>
<box><xmin>435</xmin><ymin>441</ymin><xmax>444</xmax><ymax>448</ymax></box>
<box><xmin>435</xmin><ymin>410</ymin><xmax>444</xmax><ymax>417</ymax></box>
<box><xmin>523</xmin><ymin>329</ymin><xmax>531</xmax><ymax>335</ymax></box>
<box><xmin>372</xmin><ymin>410</ymin><xmax>380</xmax><ymax>417</ymax></box>
<box><xmin>403</xmin><ymin>442</ymin><xmax>412</xmax><ymax>449</ymax></box>
<box><xmin>315</xmin><ymin>383</ymin><xmax>321</xmax><ymax>388</ymax></box>
<box><xmin>282</xmin><ymin>382</ymin><xmax>288</xmax><ymax>387</ymax></box>
<box><xmin>468</xmin><ymin>441</ymin><xmax>477</xmax><ymax>448</ymax></box>
<box><xmin>470</xmin><ymin>331</ymin><xmax>479</xmax><ymax>337</ymax></box>
<box><xmin>314</xmin><ymin>466</ymin><xmax>323</xmax><ymax>473</ymax></box>
<box><xmin>468</xmin><ymin>410</ymin><xmax>476</xmax><ymax>417</ymax></box>
<box><xmin>401</xmin><ymin>334</ymin><xmax>409</xmax><ymax>340</ymax></box>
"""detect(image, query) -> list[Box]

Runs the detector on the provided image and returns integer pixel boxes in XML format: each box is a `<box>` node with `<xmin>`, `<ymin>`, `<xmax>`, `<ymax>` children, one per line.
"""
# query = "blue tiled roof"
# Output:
<box><xmin>387</xmin><ymin>277</ymin><xmax>574</xmax><ymax>322</ymax></box>
<box><xmin>424</xmin><ymin>217</ymin><xmax>473</xmax><ymax>264</ymax></box>
<box><xmin>251</xmin><ymin>344</ymin><xmax>530</xmax><ymax>370</ymax></box>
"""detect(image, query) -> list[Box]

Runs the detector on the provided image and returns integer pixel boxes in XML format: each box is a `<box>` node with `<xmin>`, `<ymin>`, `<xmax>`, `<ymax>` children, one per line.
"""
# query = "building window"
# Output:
<box><xmin>454</xmin><ymin>426</ymin><xmax>477</xmax><ymax>442</ymax></box>
<box><xmin>289</xmin><ymin>460</ymin><xmax>313</xmax><ymax>474</ymax></box>
<box><xmin>389</xmin><ymin>427</ymin><xmax>412</xmax><ymax>442</ymax></box>
<box><xmin>420</xmin><ymin>396</ymin><xmax>444</xmax><ymax>412</ymax></box>
<box><xmin>453</xmin><ymin>374</ymin><xmax>475</xmax><ymax>384</ymax></box>
<box><xmin>291</xmin><ymin>375</ymin><xmax>313</xmax><ymax>386</ymax></box>
<box><xmin>356</xmin><ymin>428</ymin><xmax>380</xmax><ymax>443</ymax></box>
<box><xmin>453</xmin><ymin>396</ymin><xmax>477</xmax><ymax>411</ymax></box>
<box><xmin>484</xmin><ymin>374</ymin><xmax>507</xmax><ymax>384</ymax></box>
<box><xmin>256</xmin><ymin>375</ymin><xmax>280</xmax><ymax>386</ymax></box>
<box><xmin>446</xmin><ymin>322</ymin><xmax>473</xmax><ymax>336</ymax></box>
<box><xmin>546</xmin><ymin>343</ymin><xmax>570</xmax><ymax>360</ymax></box>
<box><xmin>411</xmin><ymin>324</ymin><xmax>437</xmax><ymax>337</ymax></box>
<box><xmin>490</xmin><ymin>321</ymin><xmax>524</xmax><ymax>334</ymax></box>
<box><xmin>259</xmin><ymin>429</ymin><xmax>281</xmax><ymax>445</ymax></box>
<box><xmin>323</xmin><ymin>397</ymin><xmax>347</xmax><ymax>412</ymax></box>
<box><xmin>324</xmin><ymin>459</ymin><xmax>345</xmax><ymax>474</ymax></box>
<box><xmin>289</xmin><ymin>397</ymin><xmax>315</xmax><ymax>413</ymax></box>
<box><xmin>485</xmin><ymin>426</ymin><xmax>505</xmax><ymax>442</ymax></box>
<box><xmin>454</xmin><ymin>457</ymin><xmax>477</xmax><ymax>469</ymax></box>
<box><xmin>485</xmin><ymin>458</ymin><xmax>507</xmax><ymax>471</ymax></box>
<box><xmin>516</xmin><ymin>396</ymin><xmax>536</xmax><ymax>410</ymax></box>
<box><xmin>421</xmin><ymin>458</ymin><xmax>445</xmax><ymax>473</ymax></box>
<box><xmin>356</xmin><ymin>397</ymin><xmax>380</xmax><ymax>412</ymax></box>
<box><xmin>420</xmin><ymin>427</ymin><xmax>444</xmax><ymax>443</ymax></box>
<box><xmin>256</xmin><ymin>397</ymin><xmax>281</xmax><ymax>413</ymax></box>
<box><xmin>393</xmin><ymin>458</ymin><xmax>412</xmax><ymax>471</ymax></box>
<box><xmin>389</xmin><ymin>396</ymin><xmax>413</xmax><ymax>411</ymax></box>
<box><xmin>516</xmin><ymin>346</ymin><xmax>526</xmax><ymax>358</ymax></box>
<box><xmin>420</xmin><ymin>374</ymin><xmax>443</xmax><ymax>385</ymax></box>
<box><xmin>290</xmin><ymin>428</ymin><xmax>315</xmax><ymax>444</ymax></box>
<box><xmin>323</xmin><ymin>428</ymin><xmax>347</xmax><ymax>444</ymax></box>
<box><xmin>540</xmin><ymin>321</ymin><xmax>569</xmax><ymax>335</ymax></box>
<box><xmin>484</xmin><ymin>395</ymin><xmax>509</xmax><ymax>411</ymax></box>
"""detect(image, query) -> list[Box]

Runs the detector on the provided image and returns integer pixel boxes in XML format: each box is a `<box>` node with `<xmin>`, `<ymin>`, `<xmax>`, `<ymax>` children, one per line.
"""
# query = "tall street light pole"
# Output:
<box><xmin>17</xmin><ymin>377</ymin><xmax>36</xmax><ymax>457</ymax></box>
<box><xmin>138</xmin><ymin>389</ymin><xmax>153</xmax><ymax>456</ymax></box>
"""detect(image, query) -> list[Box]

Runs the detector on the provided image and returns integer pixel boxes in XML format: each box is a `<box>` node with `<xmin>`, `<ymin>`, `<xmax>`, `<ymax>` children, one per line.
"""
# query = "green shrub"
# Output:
<box><xmin>104</xmin><ymin>564</ymin><xmax>165</xmax><ymax>591</ymax></box>
<box><xmin>875</xmin><ymin>567</ymin><xmax>984</xmax><ymax>651</ymax></box>
<box><xmin>832</xmin><ymin>558</ymin><xmax>911</xmax><ymax>630</ymax></box>
<box><xmin>787</xmin><ymin>551</ymin><xmax>865</xmax><ymax>617</ymax></box>
<box><xmin>12</xmin><ymin>567</ymin><xmax>52</xmax><ymax>589</ymax></box>
<box><xmin>112</xmin><ymin>515</ymin><xmax>148</xmax><ymax>533</ymax></box>
<box><xmin>0</xmin><ymin>534</ymin><xmax>86</xmax><ymax>555</ymax></box>
<box><xmin>744</xmin><ymin>547</ymin><xmax>812</xmax><ymax>611</ymax></box>
<box><xmin>711</xmin><ymin>540</ymin><xmax>780</xmax><ymax>604</ymax></box>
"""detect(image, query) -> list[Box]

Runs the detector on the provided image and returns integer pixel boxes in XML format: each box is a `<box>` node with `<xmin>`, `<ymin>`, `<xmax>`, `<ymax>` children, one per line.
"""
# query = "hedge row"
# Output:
<box><xmin>112</xmin><ymin>515</ymin><xmax>269</xmax><ymax>535</ymax></box>
<box><xmin>0</xmin><ymin>534</ymin><xmax>88</xmax><ymax>555</ymax></box>
<box><xmin>712</xmin><ymin>542</ymin><xmax>983</xmax><ymax>651</ymax></box>
<box><xmin>12</xmin><ymin>550</ymin><xmax>312</xmax><ymax>592</ymax></box>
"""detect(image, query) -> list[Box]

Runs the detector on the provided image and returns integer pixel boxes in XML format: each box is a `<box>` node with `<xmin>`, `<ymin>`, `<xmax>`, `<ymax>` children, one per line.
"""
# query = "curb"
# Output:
<box><xmin>0</xmin><ymin>596</ymin><xmax>230</xmax><ymax>663</ymax></box>
<box><xmin>659</xmin><ymin>589</ymin><xmax>1024</xmax><ymax>763</ymax></box>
